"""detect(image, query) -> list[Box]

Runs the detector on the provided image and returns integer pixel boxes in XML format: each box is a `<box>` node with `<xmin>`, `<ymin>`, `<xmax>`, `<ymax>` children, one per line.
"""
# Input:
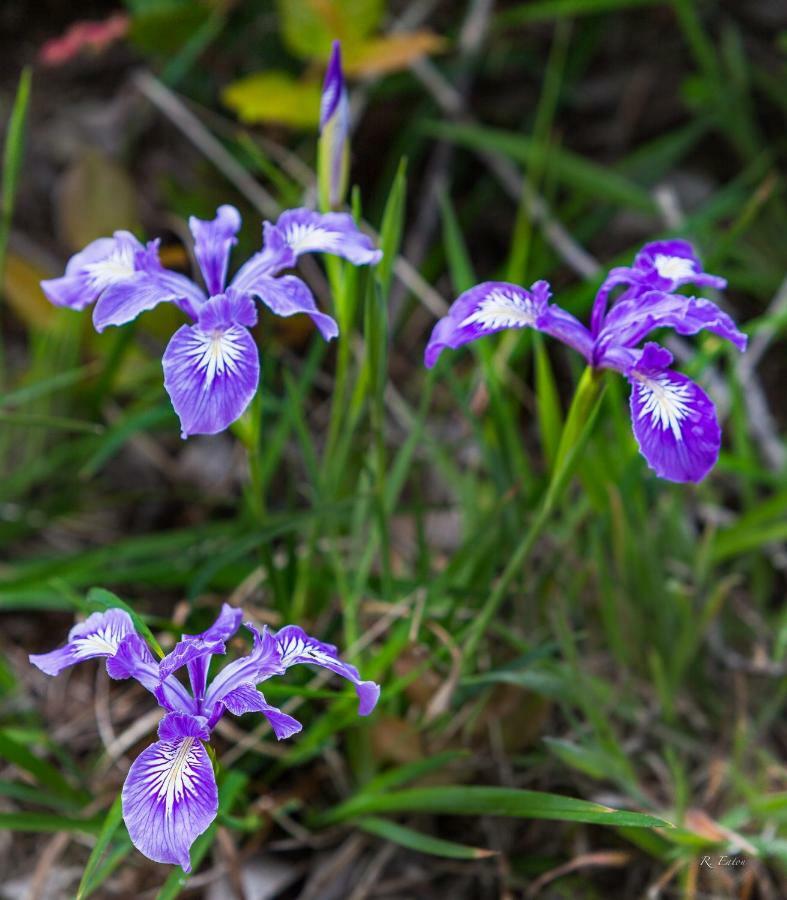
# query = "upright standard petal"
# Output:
<box><xmin>93</xmin><ymin>241</ymin><xmax>207</xmax><ymax>331</ymax></box>
<box><xmin>231</xmin><ymin>222</ymin><xmax>297</xmax><ymax>288</ymax></box>
<box><xmin>318</xmin><ymin>41</ymin><xmax>350</xmax><ymax>209</ymax></box>
<box><xmin>29</xmin><ymin>609</ymin><xmax>134</xmax><ymax>676</ymax></box>
<box><xmin>219</xmin><ymin>683</ymin><xmax>302</xmax><ymax>739</ymax></box>
<box><xmin>41</xmin><ymin>231</ymin><xmax>143</xmax><ymax>311</ymax></box>
<box><xmin>162</xmin><ymin>291</ymin><xmax>259</xmax><ymax>437</ymax></box>
<box><xmin>627</xmin><ymin>344</ymin><xmax>721</xmax><ymax>483</ymax></box>
<box><xmin>425</xmin><ymin>280</ymin><xmax>592</xmax><ymax>368</ymax></box>
<box><xmin>275</xmin><ymin>209</ymin><xmax>382</xmax><ymax>266</ymax></box>
<box><xmin>275</xmin><ymin>625</ymin><xmax>380</xmax><ymax>716</ymax></box>
<box><xmin>122</xmin><ymin>714</ymin><xmax>217</xmax><ymax>872</ymax></box>
<box><xmin>202</xmin><ymin>623</ymin><xmax>284</xmax><ymax>718</ymax></box>
<box><xmin>189</xmin><ymin>205</ymin><xmax>242</xmax><ymax>296</ymax></box>
<box><xmin>596</xmin><ymin>290</ymin><xmax>747</xmax><ymax>358</ymax></box>
<box><xmin>107</xmin><ymin>632</ymin><xmax>195</xmax><ymax>714</ymax></box>
<box><xmin>244</xmin><ymin>274</ymin><xmax>338</xmax><ymax>341</ymax></box>
<box><xmin>182</xmin><ymin>604</ymin><xmax>244</xmax><ymax>702</ymax></box>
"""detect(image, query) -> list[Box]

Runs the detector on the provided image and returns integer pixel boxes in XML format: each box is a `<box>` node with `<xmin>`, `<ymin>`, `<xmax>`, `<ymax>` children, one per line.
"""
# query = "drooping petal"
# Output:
<box><xmin>274</xmin><ymin>625</ymin><xmax>380</xmax><ymax>716</ymax></box>
<box><xmin>202</xmin><ymin>624</ymin><xmax>284</xmax><ymax>716</ymax></box>
<box><xmin>162</xmin><ymin>291</ymin><xmax>259</xmax><ymax>438</ymax></box>
<box><xmin>231</xmin><ymin>222</ymin><xmax>297</xmax><ymax>287</ymax></box>
<box><xmin>275</xmin><ymin>209</ymin><xmax>382</xmax><ymax>266</ymax></box>
<box><xmin>189</xmin><ymin>205</ymin><xmax>242</xmax><ymax>296</ymax></box>
<box><xmin>245</xmin><ymin>274</ymin><xmax>338</xmax><ymax>341</ymax></box>
<box><xmin>107</xmin><ymin>633</ymin><xmax>195</xmax><ymax>714</ymax></box>
<box><xmin>219</xmin><ymin>683</ymin><xmax>302</xmax><ymax>739</ymax></box>
<box><xmin>319</xmin><ymin>40</ymin><xmax>350</xmax><ymax>209</ymax></box>
<box><xmin>424</xmin><ymin>280</ymin><xmax>592</xmax><ymax>368</ymax></box>
<box><xmin>93</xmin><ymin>242</ymin><xmax>207</xmax><ymax>331</ymax></box>
<box><xmin>596</xmin><ymin>289</ymin><xmax>747</xmax><ymax>360</ymax></box>
<box><xmin>122</xmin><ymin>717</ymin><xmax>217</xmax><ymax>872</ymax></box>
<box><xmin>41</xmin><ymin>232</ymin><xmax>143</xmax><ymax>311</ymax></box>
<box><xmin>627</xmin><ymin>344</ymin><xmax>721</xmax><ymax>483</ymax></box>
<box><xmin>29</xmin><ymin>609</ymin><xmax>134</xmax><ymax>676</ymax></box>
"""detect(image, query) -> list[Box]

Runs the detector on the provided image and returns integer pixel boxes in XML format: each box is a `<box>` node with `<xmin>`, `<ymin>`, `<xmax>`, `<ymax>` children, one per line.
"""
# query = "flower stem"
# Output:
<box><xmin>461</xmin><ymin>366</ymin><xmax>605</xmax><ymax>667</ymax></box>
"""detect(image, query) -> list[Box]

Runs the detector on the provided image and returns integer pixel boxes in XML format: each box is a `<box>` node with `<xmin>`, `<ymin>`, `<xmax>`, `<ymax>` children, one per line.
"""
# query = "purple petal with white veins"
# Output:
<box><xmin>633</xmin><ymin>239</ymin><xmax>727</xmax><ymax>292</ymax></box>
<box><xmin>248</xmin><ymin>274</ymin><xmax>338</xmax><ymax>340</ymax></box>
<box><xmin>122</xmin><ymin>730</ymin><xmax>217</xmax><ymax>871</ymax></box>
<box><xmin>162</xmin><ymin>292</ymin><xmax>259</xmax><ymax>438</ymax></box>
<box><xmin>275</xmin><ymin>209</ymin><xmax>382</xmax><ymax>265</ymax></box>
<box><xmin>591</xmin><ymin>239</ymin><xmax>726</xmax><ymax>335</ymax></box>
<box><xmin>202</xmin><ymin>624</ymin><xmax>284</xmax><ymax>716</ymax></box>
<box><xmin>275</xmin><ymin>625</ymin><xmax>380</xmax><ymax>716</ymax></box>
<box><xmin>94</xmin><ymin>242</ymin><xmax>207</xmax><ymax>331</ymax></box>
<box><xmin>29</xmin><ymin>609</ymin><xmax>134</xmax><ymax>676</ymax></box>
<box><xmin>219</xmin><ymin>683</ymin><xmax>302</xmax><ymax>739</ymax></box>
<box><xmin>425</xmin><ymin>280</ymin><xmax>592</xmax><ymax>368</ymax></box>
<box><xmin>41</xmin><ymin>232</ymin><xmax>143</xmax><ymax>311</ymax></box>
<box><xmin>189</xmin><ymin>205</ymin><xmax>241</xmax><ymax>296</ymax></box>
<box><xmin>231</xmin><ymin>222</ymin><xmax>296</xmax><ymax>288</ymax></box>
<box><xmin>627</xmin><ymin>344</ymin><xmax>721</xmax><ymax>483</ymax></box>
<box><xmin>597</xmin><ymin>290</ymin><xmax>747</xmax><ymax>357</ymax></box>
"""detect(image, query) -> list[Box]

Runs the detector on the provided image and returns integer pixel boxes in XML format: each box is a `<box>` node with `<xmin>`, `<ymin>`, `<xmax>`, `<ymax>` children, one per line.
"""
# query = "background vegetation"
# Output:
<box><xmin>0</xmin><ymin>0</ymin><xmax>785</xmax><ymax>896</ymax></box>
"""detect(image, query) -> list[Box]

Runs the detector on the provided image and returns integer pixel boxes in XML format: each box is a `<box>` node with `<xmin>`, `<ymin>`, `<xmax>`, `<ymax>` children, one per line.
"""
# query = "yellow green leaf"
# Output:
<box><xmin>275</xmin><ymin>0</ymin><xmax>384</xmax><ymax>61</ymax></box>
<box><xmin>222</xmin><ymin>72</ymin><xmax>321</xmax><ymax>128</ymax></box>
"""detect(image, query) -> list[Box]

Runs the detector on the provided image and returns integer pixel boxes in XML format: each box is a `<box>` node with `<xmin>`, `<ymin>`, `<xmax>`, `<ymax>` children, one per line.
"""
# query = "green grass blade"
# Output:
<box><xmin>318</xmin><ymin>786</ymin><xmax>670</xmax><ymax>828</ymax></box>
<box><xmin>357</xmin><ymin>816</ymin><xmax>497</xmax><ymax>859</ymax></box>
<box><xmin>0</xmin><ymin>67</ymin><xmax>32</xmax><ymax>285</ymax></box>
<box><xmin>76</xmin><ymin>793</ymin><xmax>124</xmax><ymax>900</ymax></box>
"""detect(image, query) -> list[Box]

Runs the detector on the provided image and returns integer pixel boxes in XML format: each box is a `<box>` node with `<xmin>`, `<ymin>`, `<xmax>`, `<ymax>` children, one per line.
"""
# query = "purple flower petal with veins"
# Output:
<box><xmin>274</xmin><ymin>625</ymin><xmax>380</xmax><ymax>716</ymax></box>
<box><xmin>29</xmin><ymin>606</ymin><xmax>380</xmax><ymax>871</ymax></box>
<box><xmin>219</xmin><ymin>683</ymin><xmax>302</xmax><ymax>739</ymax></box>
<box><xmin>162</xmin><ymin>290</ymin><xmax>260</xmax><ymax>437</ymax></box>
<box><xmin>190</xmin><ymin>204</ymin><xmax>241</xmax><ymax>296</ymax></box>
<box><xmin>246</xmin><ymin>273</ymin><xmax>339</xmax><ymax>341</ymax></box>
<box><xmin>591</xmin><ymin>238</ymin><xmax>727</xmax><ymax>334</ymax></box>
<box><xmin>121</xmin><ymin>712</ymin><xmax>217</xmax><ymax>872</ymax></box>
<box><xmin>275</xmin><ymin>209</ymin><xmax>382</xmax><ymax>266</ymax></box>
<box><xmin>41</xmin><ymin>231</ymin><xmax>144</xmax><ymax>311</ymax></box>
<box><xmin>627</xmin><ymin>343</ymin><xmax>721</xmax><ymax>482</ymax></box>
<box><xmin>426</xmin><ymin>239</ymin><xmax>745</xmax><ymax>483</ymax></box>
<box><xmin>93</xmin><ymin>241</ymin><xmax>207</xmax><ymax>331</ymax></box>
<box><xmin>42</xmin><ymin>204</ymin><xmax>380</xmax><ymax>436</ymax></box>
<box><xmin>29</xmin><ymin>609</ymin><xmax>134</xmax><ymax>675</ymax></box>
<box><xmin>424</xmin><ymin>280</ymin><xmax>592</xmax><ymax>368</ymax></box>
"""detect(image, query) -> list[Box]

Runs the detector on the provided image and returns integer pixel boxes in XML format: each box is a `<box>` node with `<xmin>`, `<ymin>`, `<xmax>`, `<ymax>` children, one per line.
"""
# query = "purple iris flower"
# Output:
<box><xmin>319</xmin><ymin>40</ymin><xmax>350</xmax><ymax>209</ymax></box>
<box><xmin>29</xmin><ymin>605</ymin><xmax>380</xmax><ymax>871</ymax></box>
<box><xmin>425</xmin><ymin>239</ymin><xmax>747</xmax><ymax>483</ymax></box>
<box><xmin>41</xmin><ymin>205</ymin><xmax>382</xmax><ymax>437</ymax></box>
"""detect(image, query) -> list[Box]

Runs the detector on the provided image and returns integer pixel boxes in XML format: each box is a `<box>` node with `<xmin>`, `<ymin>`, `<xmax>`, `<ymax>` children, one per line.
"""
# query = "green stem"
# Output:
<box><xmin>461</xmin><ymin>367</ymin><xmax>605</xmax><ymax>666</ymax></box>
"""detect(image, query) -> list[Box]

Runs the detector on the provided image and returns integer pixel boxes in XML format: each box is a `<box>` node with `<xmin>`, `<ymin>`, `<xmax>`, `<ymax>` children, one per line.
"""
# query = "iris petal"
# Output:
<box><xmin>122</xmin><ymin>721</ymin><xmax>217</xmax><ymax>872</ymax></box>
<box><xmin>162</xmin><ymin>292</ymin><xmax>259</xmax><ymax>438</ymax></box>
